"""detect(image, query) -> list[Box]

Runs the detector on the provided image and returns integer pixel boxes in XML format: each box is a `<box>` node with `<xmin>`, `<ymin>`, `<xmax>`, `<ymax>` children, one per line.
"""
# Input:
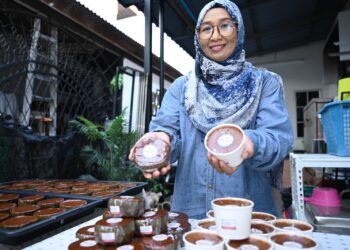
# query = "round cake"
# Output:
<box><xmin>76</xmin><ymin>225</ymin><xmax>96</xmax><ymax>240</ymax></box>
<box><xmin>34</xmin><ymin>207</ymin><xmax>66</xmax><ymax>220</ymax></box>
<box><xmin>11</xmin><ymin>204</ymin><xmax>40</xmax><ymax>216</ymax></box>
<box><xmin>0</xmin><ymin>202</ymin><xmax>16</xmax><ymax>213</ymax></box>
<box><xmin>18</xmin><ymin>195</ymin><xmax>45</xmax><ymax>206</ymax></box>
<box><xmin>167</xmin><ymin>211</ymin><xmax>188</xmax><ymax>223</ymax></box>
<box><xmin>60</xmin><ymin>199</ymin><xmax>87</xmax><ymax>209</ymax></box>
<box><xmin>133</xmin><ymin>137</ymin><xmax>170</xmax><ymax>172</ymax></box>
<box><xmin>108</xmin><ymin>196</ymin><xmax>145</xmax><ymax>218</ymax></box>
<box><xmin>1</xmin><ymin>215</ymin><xmax>38</xmax><ymax>228</ymax></box>
<box><xmin>95</xmin><ymin>218</ymin><xmax>135</xmax><ymax>245</ymax></box>
<box><xmin>37</xmin><ymin>197</ymin><xmax>64</xmax><ymax>208</ymax></box>
<box><xmin>68</xmin><ymin>239</ymin><xmax>103</xmax><ymax>250</ymax></box>
<box><xmin>141</xmin><ymin>234</ymin><xmax>178</xmax><ymax>250</ymax></box>
<box><xmin>0</xmin><ymin>193</ymin><xmax>19</xmax><ymax>203</ymax></box>
<box><xmin>135</xmin><ymin>208</ymin><xmax>168</xmax><ymax>236</ymax></box>
<box><xmin>0</xmin><ymin>212</ymin><xmax>9</xmax><ymax>222</ymax></box>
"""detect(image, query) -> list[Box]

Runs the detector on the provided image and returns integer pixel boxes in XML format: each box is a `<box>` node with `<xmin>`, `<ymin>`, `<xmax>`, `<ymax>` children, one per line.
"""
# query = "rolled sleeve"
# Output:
<box><xmin>244</xmin><ymin>73</ymin><xmax>294</xmax><ymax>171</ymax></box>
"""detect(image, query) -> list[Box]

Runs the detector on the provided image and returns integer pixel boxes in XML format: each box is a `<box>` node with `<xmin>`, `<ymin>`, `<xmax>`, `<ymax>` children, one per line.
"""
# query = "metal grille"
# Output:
<box><xmin>0</xmin><ymin>8</ymin><xmax>117</xmax><ymax>136</ymax></box>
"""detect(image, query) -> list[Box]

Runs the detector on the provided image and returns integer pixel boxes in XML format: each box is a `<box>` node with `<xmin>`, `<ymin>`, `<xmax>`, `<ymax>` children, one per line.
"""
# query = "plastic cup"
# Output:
<box><xmin>226</xmin><ymin>235</ymin><xmax>273</xmax><ymax>250</ymax></box>
<box><xmin>270</xmin><ymin>232</ymin><xmax>318</xmax><ymax>250</ymax></box>
<box><xmin>251</xmin><ymin>212</ymin><xmax>276</xmax><ymax>224</ymax></box>
<box><xmin>250</xmin><ymin>222</ymin><xmax>276</xmax><ymax>238</ymax></box>
<box><xmin>205</xmin><ymin>124</ymin><xmax>245</xmax><ymax>167</ymax></box>
<box><xmin>196</xmin><ymin>218</ymin><xmax>217</xmax><ymax>232</ymax></box>
<box><xmin>211</xmin><ymin>197</ymin><xmax>254</xmax><ymax>240</ymax></box>
<box><xmin>271</xmin><ymin>219</ymin><xmax>313</xmax><ymax>234</ymax></box>
<box><xmin>183</xmin><ymin>230</ymin><xmax>225</xmax><ymax>250</ymax></box>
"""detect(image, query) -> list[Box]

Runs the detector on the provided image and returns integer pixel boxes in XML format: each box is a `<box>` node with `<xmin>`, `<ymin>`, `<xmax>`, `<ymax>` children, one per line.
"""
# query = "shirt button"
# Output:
<box><xmin>208</xmin><ymin>184</ymin><xmax>213</xmax><ymax>189</ymax></box>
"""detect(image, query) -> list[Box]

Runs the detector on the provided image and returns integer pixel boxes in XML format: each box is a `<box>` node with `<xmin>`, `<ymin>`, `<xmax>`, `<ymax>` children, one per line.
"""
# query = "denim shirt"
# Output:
<box><xmin>150</xmin><ymin>71</ymin><xmax>294</xmax><ymax>219</ymax></box>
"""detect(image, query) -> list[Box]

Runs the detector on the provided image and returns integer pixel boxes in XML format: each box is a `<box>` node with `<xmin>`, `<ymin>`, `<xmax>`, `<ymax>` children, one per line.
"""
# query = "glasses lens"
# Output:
<box><xmin>199</xmin><ymin>25</ymin><xmax>213</xmax><ymax>39</ymax></box>
<box><xmin>218</xmin><ymin>21</ymin><xmax>235</xmax><ymax>36</ymax></box>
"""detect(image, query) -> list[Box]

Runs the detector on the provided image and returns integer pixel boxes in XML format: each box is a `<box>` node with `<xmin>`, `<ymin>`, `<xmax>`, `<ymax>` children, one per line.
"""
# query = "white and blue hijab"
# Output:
<box><xmin>185</xmin><ymin>0</ymin><xmax>263</xmax><ymax>133</ymax></box>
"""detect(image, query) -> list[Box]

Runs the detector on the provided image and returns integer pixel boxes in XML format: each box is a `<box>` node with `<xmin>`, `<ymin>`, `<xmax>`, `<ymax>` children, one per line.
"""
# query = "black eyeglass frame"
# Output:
<box><xmin>197</xmin><ymin>20</ymin><xmax>237</xmax><ymax>40</ymax></box>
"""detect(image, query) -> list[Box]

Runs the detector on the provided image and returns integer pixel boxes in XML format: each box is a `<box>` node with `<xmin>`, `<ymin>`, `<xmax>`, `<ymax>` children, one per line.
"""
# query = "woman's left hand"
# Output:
<box><xmin>207</xmin><ymin>136</ymin><xmax>254</xmax><ymax>175</ymax></box>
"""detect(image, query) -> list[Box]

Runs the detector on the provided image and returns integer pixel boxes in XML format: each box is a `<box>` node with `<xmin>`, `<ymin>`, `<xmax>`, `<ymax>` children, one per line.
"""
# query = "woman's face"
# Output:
<box><xmin>198</xmin><ymin>8</ymin><xmax>237</xmax><ymax>62</ymax></box>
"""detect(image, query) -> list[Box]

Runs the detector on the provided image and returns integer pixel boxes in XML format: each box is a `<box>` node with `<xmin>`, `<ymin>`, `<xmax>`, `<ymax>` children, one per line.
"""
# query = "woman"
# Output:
<box><xmin>129</xmin><ymin>0</ymin><xmax>293</xmax><ymax>219</ymax></box>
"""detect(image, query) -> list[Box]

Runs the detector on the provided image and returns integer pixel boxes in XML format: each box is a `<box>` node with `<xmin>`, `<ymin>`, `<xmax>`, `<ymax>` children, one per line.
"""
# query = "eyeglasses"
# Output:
<box><xmin>198</xmin><ymin>20</ymin><xmax>236</xmax><ymax>40</ymax></box>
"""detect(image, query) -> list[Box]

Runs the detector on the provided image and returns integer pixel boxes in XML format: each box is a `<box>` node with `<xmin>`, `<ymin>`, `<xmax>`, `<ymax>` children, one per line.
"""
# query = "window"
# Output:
<box><xmin>295</xmin><ymin>90</ymin><xmax>319</xmax><ymax>137</ymax></box>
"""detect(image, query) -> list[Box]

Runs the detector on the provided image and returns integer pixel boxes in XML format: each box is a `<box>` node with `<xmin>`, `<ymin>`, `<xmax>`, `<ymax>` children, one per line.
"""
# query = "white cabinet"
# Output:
<box><xmin>289</xmin><ymin>153</ymin><xmax>350</xmax><ymax>221</ymax></box>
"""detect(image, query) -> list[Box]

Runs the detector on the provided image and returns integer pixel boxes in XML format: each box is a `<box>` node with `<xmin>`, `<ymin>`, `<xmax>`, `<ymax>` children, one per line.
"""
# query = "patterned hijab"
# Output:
<box><xmin>184</xmin><ymin>0</ymin><xmax>264</xmax><ymax>133</ymax></box>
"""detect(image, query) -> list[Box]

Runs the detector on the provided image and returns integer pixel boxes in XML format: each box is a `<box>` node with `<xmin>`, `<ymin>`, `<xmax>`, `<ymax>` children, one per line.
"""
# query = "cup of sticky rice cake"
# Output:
<box><xmin>205</xmin><ymin>124</ymin><xmax>245</xmax><ymax>167</ymax></box>
<box><xmin>211</xmin><ymin>197</ymin><xmax>254</xmax><ymax>240</ymax></box>
<box><xmin>133</xmin><ymin>136</ymin><xmax>170</xmax><ymax>172</ymax></box>
<box><xmin>183</xmin><ymin>230</ymin><xmax>225</xmax><ymax>250</ymax></box>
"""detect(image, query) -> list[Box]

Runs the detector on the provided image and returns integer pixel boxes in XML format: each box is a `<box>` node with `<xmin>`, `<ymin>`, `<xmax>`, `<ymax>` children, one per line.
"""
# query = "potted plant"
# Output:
<box><xmin>70</xmin><ymin>110</ymin><xmax>142</xmax><ymax>181</ymax></box>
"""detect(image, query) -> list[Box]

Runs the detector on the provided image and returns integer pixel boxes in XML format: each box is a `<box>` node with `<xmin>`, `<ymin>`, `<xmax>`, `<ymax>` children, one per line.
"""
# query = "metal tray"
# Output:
<box><xmin>0</xmin><ymin>190</ymin><xmax>102</xmax><ymax>245</ymax></box>
<box><xmin>0</xmin><ymin>179</ymin><xmax>147</xmax><ymax>205</ymax></box>
<box><xmin>305</xmin><ymin>202</ymin><xmax>350</xmax><ymax>235</ymax></box>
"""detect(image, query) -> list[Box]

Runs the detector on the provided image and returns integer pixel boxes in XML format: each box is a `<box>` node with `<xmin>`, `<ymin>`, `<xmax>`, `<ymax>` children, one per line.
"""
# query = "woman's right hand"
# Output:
<box><xmin>128</xmin><ymin>131</ymin><xmax>171</xmax><ymax>179</ymax></box>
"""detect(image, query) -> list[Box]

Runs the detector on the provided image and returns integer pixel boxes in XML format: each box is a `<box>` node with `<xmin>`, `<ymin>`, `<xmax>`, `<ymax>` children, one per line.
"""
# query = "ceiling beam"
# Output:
<box><xmin>246</xmin><ymin>11</ymin><xmax>337</xmax><ymax>40</ymax></box>
<box><xmin>248</xmin><ymin>34</ymin><xmax>326</xmax><ymax>57</ymax></box>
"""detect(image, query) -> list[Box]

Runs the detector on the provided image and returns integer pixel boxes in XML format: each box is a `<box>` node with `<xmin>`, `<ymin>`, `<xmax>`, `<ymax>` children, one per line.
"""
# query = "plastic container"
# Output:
<box><xmin>304</xmin><ymin>187</ymin><xmax>341</xmax><ymax>207</ymax></box>
<box><xmin>319</xmin><ymin>101</ymin><xmax>350</xmax><ymax>156</ymax></box>
<box><xmin>338</xmin><ymin>77</ymin><xmax>350</xmax><ymax>101</ymax></box>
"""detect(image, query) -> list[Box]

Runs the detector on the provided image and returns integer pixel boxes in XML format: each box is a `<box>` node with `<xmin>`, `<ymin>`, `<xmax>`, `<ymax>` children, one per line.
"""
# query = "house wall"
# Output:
<box><xmin>249</xmin><ymin>41</ymin><xmax>339</xmax><ymax>151</ymax></box>
<box><xmin>122</xmin><ymin>58</ymin><xmax>172</xmax><ymax>131</ymax></box>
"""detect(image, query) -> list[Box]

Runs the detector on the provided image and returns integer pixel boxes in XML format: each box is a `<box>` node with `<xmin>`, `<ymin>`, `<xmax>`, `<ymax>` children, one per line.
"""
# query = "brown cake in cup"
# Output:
<box><xmin>205</xmin><ymin>124</ymin><xmax>245</xmax><ymax>167</ymax></box>
<box><xmin>133</xmin><ymin>136</ymin><xmax>170</xmax><ymax>172</ymax></box>
<box><xmin>68</xmin><ymin>239</ymin><xmax>103</xmax><ymax>250</ymax></box>
<box><xmin>76</xmin><ymin>225</ymin><xmax>96</xmax><ymax>240</ymax></box>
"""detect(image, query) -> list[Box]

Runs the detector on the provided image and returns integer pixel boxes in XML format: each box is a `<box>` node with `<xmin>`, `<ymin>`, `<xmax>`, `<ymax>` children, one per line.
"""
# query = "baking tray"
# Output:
<box><xmin>305</xmin><ymin>202</ymin><xmax>350</xmax><ymax>235</ymax></box>
<box><xmin>0</xmin><ymin>190</ymin><xmax>102</xmax><ymax>245</ymax></box>
<box><xmin>0</xmin><ymin>179</ymin><xmax>148</xmax><ymax>205</ymax></box>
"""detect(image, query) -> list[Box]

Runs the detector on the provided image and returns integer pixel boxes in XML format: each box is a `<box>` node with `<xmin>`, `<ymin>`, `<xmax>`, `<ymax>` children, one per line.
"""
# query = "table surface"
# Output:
<box><xmin>21</xmin><ymin>215</ymin><xmax>350</xmax><ymax>250</ymax></box>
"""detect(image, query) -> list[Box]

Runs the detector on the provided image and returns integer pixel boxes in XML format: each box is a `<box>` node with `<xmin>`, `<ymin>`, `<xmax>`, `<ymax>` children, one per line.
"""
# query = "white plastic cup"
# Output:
<box><xmin>204</xmin><ymin>124</ymin><xmax>245</xmax><ymax>167</ymax></box>
<box><xmin>270</xmin><ymin>232</ymin><xmax>318</xmax><ymax>250</ymax></box>
<box><xmin>211</xmin><ymin>197</ymin><xmax>254</xmax><ymax>240</ymax></box>
<box><xmin>183</xmin><ymin>230</ymin><xmax>225</xmax><ymax>250</ymax></box>
<box><xmin>196</xmin><ymin>218</ymin><xmax>217</xmax><ymax>232</ymax></box>
<box><xmin>251</xmin><ymin>211</ymin><xmax>277</xmax><ymax>224</ymax></box>
<box><xmin>250</xmin><ymin>222</ymin><xmax>276</xmax><ymax>238</ymax></box>
<box><xmin>207</xmin><ymin>209</ymin><xmax>215</xmax><ymax>219</ymax></box>
<box><xmin>225</xmin><ymin>235</ymin><xmax>273</xmax><ymax>250</ymax></box>
<box><xmin>271</xmin><ymin>219</ymin><xmax>314</xmax><ymax>234</ymax></box>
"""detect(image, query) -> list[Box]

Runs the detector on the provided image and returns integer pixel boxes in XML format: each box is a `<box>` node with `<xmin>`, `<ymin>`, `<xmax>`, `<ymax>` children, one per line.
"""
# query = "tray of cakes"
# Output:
<box><xmin>69</xmin><ymin>195</ymin><xmax>191</xmax><ymax>250</ymax></box>
<box><xmin>0</xmin><ymin>190</ymin><xmax>101</xmax><ymax>245</ymax></box>
<box><xmin>0</xmin><ymin>179</ymin><xmax>147</xmax><ymax>204</ymax></box>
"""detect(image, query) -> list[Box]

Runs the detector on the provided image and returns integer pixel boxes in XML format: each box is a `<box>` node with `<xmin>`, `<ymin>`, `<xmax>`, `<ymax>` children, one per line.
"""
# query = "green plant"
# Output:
<box><xmin>147</xmin><ymin>177</ymin><xmax>172</xmax><ymax>198</ymax></box>
<box><xmin>70</xmin><ymin>110</ymin><xmax>142</xmax><ymax>180</ymax></box>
